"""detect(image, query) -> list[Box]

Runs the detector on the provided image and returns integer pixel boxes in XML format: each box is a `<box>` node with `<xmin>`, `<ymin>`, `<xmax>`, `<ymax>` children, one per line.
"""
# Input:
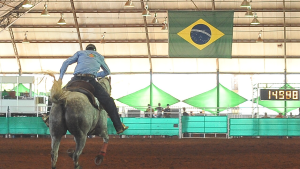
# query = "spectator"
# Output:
<box><xmin>182</xmin><ymin>107</ymin><xmax>189</xmax><ymax>137</ymax></box>
<box><xmin>190</xmin><ymin>111</ymin><xmax>194</xmax><ymax>116</ymax></box>
<box><xmin>275</xmin><ymin>113</ymin><xmax>284</xmax><ymax>118</ymax></box>
<box><xmin>155</xmin><ymin>103</ymin><xmax>163</xmax><ymax>118</ymax></box>
<box><xmin>182</xmin><ymin>107</ymin><xmax>189</xmax><ymax>116</ymax></box>
<box><xmin>262</xmin><ymin>112</ymin><xmax>270</xmax><ymax>118</ymax></box>
<box><xmin>164</xmin><ymin>104</ymin><xmax>171</xmax><ymax>118</ymax></box>
<box><xmin>145</xmin><ymin>104</ymin><xmax>154</xmax><ymax>117</ymax></box>
<box><xmin>288</xmin><ymin>112</ymin><xmax>294</xmax><ymax>118</ymax></box>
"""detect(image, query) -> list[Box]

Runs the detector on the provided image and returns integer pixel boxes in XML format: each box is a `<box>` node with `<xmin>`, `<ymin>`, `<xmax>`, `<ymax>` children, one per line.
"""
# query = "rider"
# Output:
<box><xmin>58</xmin><ymin>44</ymin><xmax>128</xmax><ymax>134</ymax></box>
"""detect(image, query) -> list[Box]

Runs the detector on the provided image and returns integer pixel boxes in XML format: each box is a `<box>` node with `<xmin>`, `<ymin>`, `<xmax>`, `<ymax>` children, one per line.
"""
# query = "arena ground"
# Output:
<box><xmin>1</xmin><ymin>135</ymin><xmax>300</xmax><ymax>169</ymax></box>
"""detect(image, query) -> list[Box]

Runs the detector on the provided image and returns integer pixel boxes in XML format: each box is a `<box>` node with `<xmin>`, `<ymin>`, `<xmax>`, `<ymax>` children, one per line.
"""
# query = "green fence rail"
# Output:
<box><xmin>230</xmin><ymin>118</ymin><xmax>300</xmax><ymax>136</ymax></box>
<box><xmin>0</xmin><ymin>116</ymin><xmax>228</xmax><ymax>136</ymax></box>
<box><xmin>120</xmin><ymin>118</ymin><xmax>180</xmax><ymax>136</ymax></box>
<box><xmin>182</xmin><ymin>116</ymin><xmax>228</xmax><ymax>133</ymax></box>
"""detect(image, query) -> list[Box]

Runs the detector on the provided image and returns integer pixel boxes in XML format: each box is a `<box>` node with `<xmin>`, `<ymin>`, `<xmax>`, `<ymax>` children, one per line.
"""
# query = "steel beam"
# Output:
<box><xmin>70</xmin><ymin>0</ymin><xmax>83</xmax><ymax>50</ymax></box>
<box><xmin>2</xmin><ymin>55</ymin><xmax>300</xmax><ymax>59</ymax></box>
<box><xmin>0</xmin><ymin>39</ymin><xmax>299</xmax><ymax>43</ymax></box>
<box><xmin>7</xmin><ymin>24</ymin><xmax>163</xmax><ymax>28</ymax></box>
<box><xmin>7</xmin><ymin>23</ymin><xmax>300</xmax><ymax>29</ymax></box>
<box><xmin>18</xmin><ymin>8</ymin><xmax>300</xmax><ymax>14</ymax></box>
<box><xmin>8</xmin><ymin>27</ymin><xmax>22</xmax><ymax>75</ymax></box>
<box><xmin>0</xmin><ymin>39</ymin><xmax>168</xmax><ymax>43</ymax></box>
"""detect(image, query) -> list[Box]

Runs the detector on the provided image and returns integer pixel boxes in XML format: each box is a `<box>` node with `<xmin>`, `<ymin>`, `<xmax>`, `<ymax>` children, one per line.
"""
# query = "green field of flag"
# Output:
<box><xmin>169</xmin><ymin>11</ymin><xmax>234</xmax><ymax>58</ymax></box>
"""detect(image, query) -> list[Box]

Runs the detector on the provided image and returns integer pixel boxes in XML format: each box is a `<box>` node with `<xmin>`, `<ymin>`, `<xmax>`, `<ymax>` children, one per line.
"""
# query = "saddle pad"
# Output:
<box><xmin>66</xmin><ymin>87</ymin><xmax>99</xmax><ymax>110</ymax></box>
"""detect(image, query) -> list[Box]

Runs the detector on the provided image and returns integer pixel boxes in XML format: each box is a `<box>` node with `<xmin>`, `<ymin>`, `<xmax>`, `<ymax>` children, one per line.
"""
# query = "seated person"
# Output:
<box><xmin>262</xmin><ymin>112</ymin><xmax>270</xmax><ymax>118</ymax></box>
<box><xmin>145</xmin><ymin>104</ymin><xmax>154</xmax><ymax>117</ymax></box>
<box><xmin>288</xmin><ymin>112</ymin><xmax>294</xmax><ymax>118</ymax></box>
<box><xmin>275</xmin><ymin>113</ymin><xmax>284</xmax><ymax>118</ymax></box>
<box><xmin>155</xmin><ymin>103</ymin><xmax>163</xmax><ymax>118</ymax></box>
<box><xmin>164</xmin><ymin>104</ymin><xmax>171</xmax><ymax>118</ymax></box>
<box><xmin>182</xmin><ymin>107</ymin><xmax>189</xmax><ymax>116</ymax></box>
<box><xmin>189</xmin><ymin>111</ymin><xmax>194</xmax><ymax>116</ymax></box>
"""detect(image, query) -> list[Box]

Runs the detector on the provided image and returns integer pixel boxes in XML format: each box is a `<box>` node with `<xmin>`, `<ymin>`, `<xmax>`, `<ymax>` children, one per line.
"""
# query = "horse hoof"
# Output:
<box><xmin>94</xmin><ymin>155</ymin><xmax>104</xmax><ymax>166</ymax></box>
<box><xmin>74</xmin><ymin>165</ymin><xmax>82</xmax><ymax>169</ymax></box>
<box><xmin>67</xmin><ymin>149</ymin><xmax>74</xmax><ymax>158</ymax></box>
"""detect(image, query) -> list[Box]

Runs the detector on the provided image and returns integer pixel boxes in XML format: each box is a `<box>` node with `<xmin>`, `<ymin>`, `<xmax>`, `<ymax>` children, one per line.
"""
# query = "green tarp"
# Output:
<box><xmin>117</xmin><ymin>83</ymin><xmax>179</xmax><ymax>111</ymax></box>
<box><xmin>169</xmin><ymin>11</ymin><xmax>234</xmax><ymax>58</ymax></box>
<box><xmin>12</xmin><ymin>83</ymin><xmax>34</xmax><ymax>96</ymax></box>
<box><xmin>183</xmin><ymin>84</ymin><xmax>247</xmax><ymax>114</ymax></box>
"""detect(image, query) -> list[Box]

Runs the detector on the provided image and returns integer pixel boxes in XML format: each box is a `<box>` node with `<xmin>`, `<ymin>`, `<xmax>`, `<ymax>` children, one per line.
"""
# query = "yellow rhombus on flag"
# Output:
<box><xmin>177</xmin><ymin>19</ymin><xmax>224</xmax><ymax>50</ymax></box>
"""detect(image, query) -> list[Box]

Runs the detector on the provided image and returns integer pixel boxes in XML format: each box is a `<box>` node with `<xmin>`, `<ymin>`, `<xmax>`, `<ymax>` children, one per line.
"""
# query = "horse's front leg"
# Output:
<box><xmin>94</xmin><ymin>136</ymin><xmax>109</xmax><ymax>166</ymax></box>
<box><xmin>95</xmin><ymin>122</ymin><xmax>109</xmax><ymax>165</ymax></box>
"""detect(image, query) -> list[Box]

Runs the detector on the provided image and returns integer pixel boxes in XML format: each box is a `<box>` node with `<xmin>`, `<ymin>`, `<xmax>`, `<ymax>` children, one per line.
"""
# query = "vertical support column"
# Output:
<box><xmin>70</xmin><ymin>0</ymin><xmax>83</xmax><ymax>50</ymax></box>
<box><xmin>141</xmin><ymin>0</ymin><xmax>153</xmax><ymax>107</ymax></box>
<box><xmin>283</xmin><ymin>0</ymin><xmax>287</xmax><ymax>114</ymax></box>
<box><xmin>216</xmin><ymin>59</ymin><xmax>219</xmax><ymax>116</ymax></box>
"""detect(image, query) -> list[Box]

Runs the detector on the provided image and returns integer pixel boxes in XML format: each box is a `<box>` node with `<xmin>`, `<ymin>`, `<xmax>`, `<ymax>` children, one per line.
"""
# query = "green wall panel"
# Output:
<box><xmin>230</xmin><ymin>118</ymin><xmax>300</xmax><ymax>136</ymax></box>
<box><xmin>119</xmin><ymin>118</ymin><xmax>179</xmax><ymax>136</ymax></box>
<box><xmin>182</xmin><ymin>116</ymin><xmax>227</xmax><ymax>133</ymax></box>
<box><xmin>0</xmin><ymin>117</ymin><xmax>8</xmax><ymax>134</ymax></box>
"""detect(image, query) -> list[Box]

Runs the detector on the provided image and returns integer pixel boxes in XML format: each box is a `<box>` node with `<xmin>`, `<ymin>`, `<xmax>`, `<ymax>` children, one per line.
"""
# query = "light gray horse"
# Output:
<box><xmin>49</xmin><ymin>77</ymin><xmax>111</xmax><ymax>169</ymax></box>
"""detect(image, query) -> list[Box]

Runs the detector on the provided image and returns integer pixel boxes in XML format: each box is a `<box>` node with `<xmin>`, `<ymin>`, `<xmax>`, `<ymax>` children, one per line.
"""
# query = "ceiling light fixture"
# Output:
<box><xmin>240</xmin><ymin>0</ymin><xmax>250</xmax><ymax>8</ymax></box>
<box><xmin>100</xmin><ymin>32</ymin><xmax>106</xmax><ymax>44</ymax></box>
<box><xmin>161</xmin><ymin>17</ymin><xmax>168</xmax><ymax>30</ymax></box>
<box><xmin>142</xmin><ymin>5</ymin><xmax>151</xmax><ymax>17</ymax></box>
<box><xmin>245</xmin><ymin>6</ymin><xmax>253</xmax><ymax>17</ymax></box>
<box><xmin>256</xmin><ymin>30</ymin><xmax>263</xmax><ymax>43</ymax></box>
<box><xmin>124</xmin><ymin>0</ymin><xmax>134</xmax><ymax>7</ymax></box>
<box><xmin>57</xmin><ymin>13</ymin><xmax>66</xmax><ymax>25</ymax></box>
<box><xmin>22</xmin><ymin>32</ymin><xmax>30</xmax><ymax>44</ymax></box>
<box><xmin>251</xmin><ymin>13</ymin><xmax>260</xmax><ymax>25</ymax></box>
<box><xmin>41</xmin><ymin>4</ymin><xmax>50</xmax><ymax>16</ymax></box>
<box><xmin>152</xmin><ymin>13</ymin><xmax>159</xmax><ymax>24</ymax></box>
<box><xmin>22</xmin><ymin>0</ymin><xmax>33</xmax><ymax>8</ymax></box>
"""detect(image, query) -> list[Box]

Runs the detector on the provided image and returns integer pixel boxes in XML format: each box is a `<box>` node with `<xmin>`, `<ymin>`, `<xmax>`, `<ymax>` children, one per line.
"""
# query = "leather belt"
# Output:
<box><xmin>74</xmin><ymin>74</ymin><xmax>96</xmax><ymax>78</ymax></box>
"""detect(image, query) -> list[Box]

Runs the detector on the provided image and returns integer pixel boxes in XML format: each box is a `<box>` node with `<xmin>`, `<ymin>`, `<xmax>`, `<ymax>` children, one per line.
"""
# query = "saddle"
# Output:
<box><xmin>64</xmin><ymin>80</ymin><xmax>99</xmax><ymax>110</ymax></box>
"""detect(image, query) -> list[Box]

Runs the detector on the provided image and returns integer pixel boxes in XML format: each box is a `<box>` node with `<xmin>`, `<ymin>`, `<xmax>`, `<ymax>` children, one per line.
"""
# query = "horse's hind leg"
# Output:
<box><xmin>73</xmin><ymin>136</ymin><xmax>87</xmax><ymax>169</ymax></box>
<box><xmin>50</xmin><ymin>104</ymin><xmax>66</xmax><ymax>169</ymax></box>
<box><xmin>51</xmin><ymin>136</ymin><xmax>62</xmax><ymax>169</ymax></box>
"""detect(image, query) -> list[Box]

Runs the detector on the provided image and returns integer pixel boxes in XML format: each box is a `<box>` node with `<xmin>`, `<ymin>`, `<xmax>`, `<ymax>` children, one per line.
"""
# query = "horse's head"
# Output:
<box><xmin>98</xmin><ymin>76</ymin><xmax>112</xmax><ymax>96</ymax></box>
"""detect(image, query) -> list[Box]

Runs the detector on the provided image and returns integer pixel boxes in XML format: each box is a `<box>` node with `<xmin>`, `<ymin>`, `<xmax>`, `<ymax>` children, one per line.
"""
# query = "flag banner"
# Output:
<box><xmin>169</xmin><ymin>11</ymin><xmax>234</xmax><ymax>58</ymax></box>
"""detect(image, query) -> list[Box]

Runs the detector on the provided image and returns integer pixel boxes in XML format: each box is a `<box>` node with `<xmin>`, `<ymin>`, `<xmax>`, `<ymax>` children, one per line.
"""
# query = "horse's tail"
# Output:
<box><xmin>48</xmin><ymin>73</ymin><xmax>65</xmax><ymax>104</ymax></box>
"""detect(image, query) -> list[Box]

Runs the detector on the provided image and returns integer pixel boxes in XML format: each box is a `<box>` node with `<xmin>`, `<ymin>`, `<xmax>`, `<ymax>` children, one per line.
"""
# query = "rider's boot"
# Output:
<box><xmin>116</xmin><ymin>123</ymin><xmax>129</xmax><ymax>134</ymax></box>
<box><xmin>42</xmin><ymin>114</ymin><xmax>49</xmax><ymax>127</ymax></box>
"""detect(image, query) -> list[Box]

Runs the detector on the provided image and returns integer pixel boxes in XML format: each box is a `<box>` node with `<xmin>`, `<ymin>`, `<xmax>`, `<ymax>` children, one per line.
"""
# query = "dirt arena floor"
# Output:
<box><xmin>1</xmin><ymin>135</ymin><xmax>300</xmax><ymax>169</ymax></box>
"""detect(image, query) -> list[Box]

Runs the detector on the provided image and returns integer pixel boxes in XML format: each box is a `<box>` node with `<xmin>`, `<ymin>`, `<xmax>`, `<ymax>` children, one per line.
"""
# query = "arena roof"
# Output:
<box><xmin>0</xmin><ymin>0</ymin><xmax>300</xmax><ymax>75</ymax></box>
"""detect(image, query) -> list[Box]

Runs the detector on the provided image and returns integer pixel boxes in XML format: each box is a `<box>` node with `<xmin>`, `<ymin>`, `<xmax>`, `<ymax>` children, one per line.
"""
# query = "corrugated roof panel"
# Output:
<box><xmin>13</xmin><ymin>13</ymin><xmax>75</xmax><ymax>26</ymax></box>
<box><xmin>16</xmin><ymin>43</ymin><xmax>81</xmax><ymax>56</ymax></box>
<box><xmin>97</xmin><ymin>43</ymin><xmax>149</xmax><ymax>56</ymax></box>
<box><xmin>233</xmin><ymin>27</ymin><xmax>284</xmax><ymax>40</ymax></box>
<box><xmin>0</xmin><ymin>43</ymin><xmax>15</xmax><ymax>56</ymax></box>
<box><xmin>287</xmin><ymin>43</ymin><xmax>300</xmax><ymax>56</ymax></box>
<box><xmin>0</xmin><ymin>30</ymin><xmax>11</xmax><ymax>40</ymax></box>
<box><xmin>149</xmin><ymin>43</ymin><xmax>168</xmax><ymax>55</ymax></box>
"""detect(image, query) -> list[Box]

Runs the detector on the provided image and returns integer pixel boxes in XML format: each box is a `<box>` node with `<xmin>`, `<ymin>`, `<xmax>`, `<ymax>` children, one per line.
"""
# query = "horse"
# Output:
<box><xmin>49</xmin><ymin>77</ymin><xmax>111</xmax><ymax>169</ymax></box>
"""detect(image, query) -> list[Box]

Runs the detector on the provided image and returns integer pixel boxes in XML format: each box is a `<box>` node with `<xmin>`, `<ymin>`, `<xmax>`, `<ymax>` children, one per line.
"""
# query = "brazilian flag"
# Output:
<box><xmin>169</xmin><ymin>11</ymin><xmax>234</xmax><ymax>58</ymax></box>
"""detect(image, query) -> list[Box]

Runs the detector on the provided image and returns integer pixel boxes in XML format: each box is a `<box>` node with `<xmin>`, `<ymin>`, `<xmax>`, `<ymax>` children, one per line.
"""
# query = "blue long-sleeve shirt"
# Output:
<box><xmin>59</xmin><ymin>50</ymin><xmax>110</xmax><ymax>79</ymax></box>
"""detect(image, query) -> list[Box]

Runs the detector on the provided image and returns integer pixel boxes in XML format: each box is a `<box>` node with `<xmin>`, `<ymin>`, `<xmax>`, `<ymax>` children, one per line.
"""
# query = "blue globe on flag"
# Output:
<box><xmin>190</xmin><ymin>24</ymin><xmax>211</xmax><ymax>45</ymax></box>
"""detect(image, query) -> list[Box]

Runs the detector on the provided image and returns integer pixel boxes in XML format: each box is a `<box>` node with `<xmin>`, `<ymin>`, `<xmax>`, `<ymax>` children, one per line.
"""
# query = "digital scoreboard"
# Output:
<box><xmin>260</xmin><ymin>89</ymin><xmax>300</xmax><ymax>101</ymax></box>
